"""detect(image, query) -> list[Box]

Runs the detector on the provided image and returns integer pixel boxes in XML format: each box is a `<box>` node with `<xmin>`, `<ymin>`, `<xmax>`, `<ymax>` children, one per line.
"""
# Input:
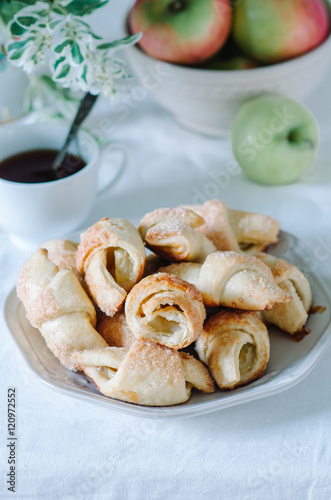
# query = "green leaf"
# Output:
<box><xmin>71</xmin><ymin>41</ymin><xmax>83</xmax><ymax>64</ymax></box>
<box><xmin>53</xmin><ymin>6</ymin><xmax>66</xmax><ymax>15</ymax></box>
<box><xmin>54</xmin><ymin>39</ymin><xmax>73</xmax><ymax>54</ymax></box>
<box><xmin>49</xmin><ymin>19</ymin><xmax>61</xmax><ymax>30</ymax></box>
<box><xmin>16</xmin><ymin>15</ymin><xmax>38</xmax><ymax>28</ymax></box>
<box><xmin>9</xmin><ymin>21</ymin><xmax>27</xmax><ymax>36</ymax></box>
<box><xmin>54</xmin><ymin>55</ymin><xmax>65</xmax><ymax>71</ymax></box>
<box><xmin>64</xmin><ymin>0</ymin><xmax>109</xmax><ymax>16</ymax></box>
<box><xmin>81</xmin><ymin>64</ymin><xmax>88</xmax><ymax>83</ymax></box>
<box><xmin>0</xmin><ymin>0</ymin><xmax>35</xmax><ymax>25</ymax></box>
<box><xmin>90</xmin><ymin>32</ymin><xmax>102</xmax><ymax>40</ymax></box>
<box><xmin>54</xmin><ymin>63</ymin><xmax>71</xmax><ymax>79</ymax></box>
<box><xmin>97</xmin><ymin>33</ymin><xmax>141</xmax><ymax>50</ymax></box>
<box><xmin>8</xmin><ymin>46</ymin><xmax>26</xmax><ymax>60</ymax></box>
<box><xmin>7</xmin><ymin>38</ymin><xmax>30</xmax><ymax>52</ymax></box>
<box><xmin>40</xmin><ymin>74</ymin><xmax>58</xmax><ymax>90</ymax></box>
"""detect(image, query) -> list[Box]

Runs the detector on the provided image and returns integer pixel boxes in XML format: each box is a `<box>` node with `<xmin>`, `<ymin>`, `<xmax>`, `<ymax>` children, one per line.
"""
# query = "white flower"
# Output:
<box><xmin>5</xmin><ymin>2</ymin><xmax>141</xmax><ymax>96</ymax></box>
<box><xmin>6</xmin><ymin>25</ymin><xmax>52</xmax><ymax>73</ymax></box>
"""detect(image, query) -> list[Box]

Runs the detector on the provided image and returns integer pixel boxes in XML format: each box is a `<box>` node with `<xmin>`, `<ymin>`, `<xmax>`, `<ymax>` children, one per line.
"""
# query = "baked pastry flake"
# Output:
<box><xmin>161</xmin><ymin>251</ymin><xmax>291</xmax><ymax>311</ymax></box>
<box><xmin>72</xmin><ymin>340</ymin><xmax>214</xmax><ymax>406</ymax></box>
<box><xmin>76</xmin><ymin>218</ymin><xmax>146</xmax><ymax>317</ymax></box>
<box><xmin>125</xmin><ymin>272</ymin><xmax>206</xmax><ymax>349</ymax></box>
<box><xmin>256</xmin><ymin>253</ymin><xmax>312</xmax><ymax>334</ymax></box>
<box><xmin>139</xmin><ymin>207</ymin><xmax>216</xmax><ymax>263</ymax></box>
<box><xmin>196</xmin><ymin>309</ymin><xmax>270</xmax><ymax>390</ymax></box>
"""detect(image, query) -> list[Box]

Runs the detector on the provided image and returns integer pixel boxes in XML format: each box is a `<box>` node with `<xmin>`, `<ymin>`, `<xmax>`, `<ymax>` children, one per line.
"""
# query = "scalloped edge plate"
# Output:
<box><xmin>3</xmin><ymin>231</ymin><xmax>331</xmax><ymax>419</ymax></box>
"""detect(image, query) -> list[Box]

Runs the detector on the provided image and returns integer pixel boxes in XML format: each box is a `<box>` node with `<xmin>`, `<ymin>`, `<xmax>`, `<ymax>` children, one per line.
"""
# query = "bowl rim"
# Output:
<box><xmin>128</xmin><ymin>32</ymin><xmax>331</xmax><ymax>78</ymax></box>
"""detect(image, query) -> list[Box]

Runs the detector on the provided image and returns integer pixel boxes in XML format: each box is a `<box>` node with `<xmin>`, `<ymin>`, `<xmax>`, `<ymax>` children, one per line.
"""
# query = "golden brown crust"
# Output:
<box><xmin>139</xmin><ymin>207</ymin><xmax>216</xmax><ymax>263</ymax></box>
<box><xmin>16</xmin><ymin>249</ymin><xmax>107</xmax><ymax>371</ymax></box>
<box><xmin>76</xmin><ymin>218</ymin><xmax>146</xmax><ymax>317</ymax></box>
<box><xmin>196</xmin><ymin>309</ymin><xmax>270</xmax><ymax>390</ymax></box>
<box><xmin>97</xmin><ymin>312</ymin><xmax>135</xmax><ymax>348</ymax></box>
<box><xmin>183</xmin><ymin>200</ymin><xmax>279</xmax><ymax>254</ymax></box>
<box><xmin>183</xmin><ymin>200</ymin><xmax>240</xmax><ymax>252</ymax></box>
<box><xmin>256</xmin><ymin>253</ymin><xmax>312</xmax><ymax>334</ymax></box>
<box><xmin>71</xmin><ymin>340</ymin><xmax>214</xmax><ymax>406</ymax></box>
<box><xmin>161</xmin><ymin>252</ymin><xmax>291</xmax><ymax>311</ymax></box>
<box><xmin>139</xmin><ymin>207</ymin><xmax>205</xmax><ymax>239</ymax></box>
<box><xmin>125</xmin><ymin>272</ymin><xmax>206</xmax><ymax>349</ymax></box>
<box><xmin>41</xmin><ymin>239</ymin><xmax>79</xmax><ymax>272</ymax></box>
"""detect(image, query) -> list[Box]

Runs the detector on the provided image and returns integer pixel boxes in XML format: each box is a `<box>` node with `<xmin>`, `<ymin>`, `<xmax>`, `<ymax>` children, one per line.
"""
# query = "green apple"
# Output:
<box><xmin>231</xmin><ymin>94</ymin><xmax>319</xmax><ymax>185</ymax></box>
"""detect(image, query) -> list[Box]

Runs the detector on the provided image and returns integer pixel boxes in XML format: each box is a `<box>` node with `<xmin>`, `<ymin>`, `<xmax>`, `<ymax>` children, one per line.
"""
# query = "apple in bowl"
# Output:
<box><xmin>233</xmin><ymin>0</ymin><xmax>330</xmax><ymax>63</ymax></box>
<box><xmin>129</xmin><ymin>0</ymin><xmax>232</xmax><ymax>65</ymax></box>
<box><xmin>231</xmin><ymin>94</ymin><xmax>319</xmax><ymax>185</ymax></box>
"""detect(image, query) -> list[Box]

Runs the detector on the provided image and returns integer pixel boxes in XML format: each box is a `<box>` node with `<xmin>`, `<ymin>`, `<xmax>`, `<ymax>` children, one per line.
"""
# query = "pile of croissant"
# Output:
<box><xmin>17</xmin><ymin>200</ymin><xmax>312</xmax><ymax>407</ymax></box>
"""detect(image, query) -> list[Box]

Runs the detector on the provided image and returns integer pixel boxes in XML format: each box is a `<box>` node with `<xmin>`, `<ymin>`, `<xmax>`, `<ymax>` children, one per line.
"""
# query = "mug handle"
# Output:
<box><xmin>97</xmin><ymin>142</ymin><xmax>129</xmax><ymax>198</ymax></box>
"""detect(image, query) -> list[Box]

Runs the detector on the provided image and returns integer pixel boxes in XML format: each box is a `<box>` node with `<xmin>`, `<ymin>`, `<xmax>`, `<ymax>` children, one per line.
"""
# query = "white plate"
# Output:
<box><xmin>3</xmin><ymin>231</ymin><xmax>331</xmax><ymax>419</ymax></box>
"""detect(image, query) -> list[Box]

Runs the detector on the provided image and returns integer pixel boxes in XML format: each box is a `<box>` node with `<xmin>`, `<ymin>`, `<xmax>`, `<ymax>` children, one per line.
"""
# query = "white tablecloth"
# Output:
<box><xmin>1</xmin><ymin>1</ymin><xmax>331</xmax><ymax>498</ymax></box>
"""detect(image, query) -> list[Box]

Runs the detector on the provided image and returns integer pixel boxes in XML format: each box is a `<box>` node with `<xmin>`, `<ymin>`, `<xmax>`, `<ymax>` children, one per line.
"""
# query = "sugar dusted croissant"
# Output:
<box><xmin>256</xmin><ymin>253</ymin><xmax>312</xmax><ymax>334</ymax></box>
<box><xmin>160</xmin><ymin>251</ymin><xmax>291</xmax><ymax>311</ymax></box>
<box><xmin>16</xmin><ymin>249</ymin><xmax>108</xmax><ymax>371</ymax></box>
<box><xmin>41</xmin><ymin>238</ymin><xmax>83</xmax><ymax>285</ymax></box>
<box><xmin>196</xmin><ymin>310</ymin><xmax>270</xmax><ymax>390</ymax></box>
<box><xmin>97</xmin><ymin>312</ymin><xmax>135</xmax><ymax>348</ymax></box>
<box><xmin>76</xmin><ymin>218</ymin><xmax>146</xmax><ymax>317</ymax></box>
<box><xmin>125</xmin><ymin>273</ymin><xmax>206</xmax><ymax>349</ymax></box>
<box><xmin>71</xmin><ymin>340</ymin><xmax>215</xmax><ymax>406</ymax></box>
<box><xmin>41</xmin><ymin>239</ymin><xmax>78</xmax><ymax>271</ymax></box>
<box><xmin>139</xmin><ymin>207</ymin><xmax>216</xmax><ymax>263</ymax></box>
<box><xmin>183</xmin><ymin>200</ymin><xmax>279</xmax><ymax>254</ymax></box>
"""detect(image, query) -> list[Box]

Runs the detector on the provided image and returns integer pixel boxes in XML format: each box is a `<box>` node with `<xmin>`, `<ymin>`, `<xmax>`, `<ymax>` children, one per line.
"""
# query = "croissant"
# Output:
<box><xmin>125</xmin><ymin>273</ymin><xmax>206</xmax><ymax>349</ymax></box>
<box><xmin>16</xmin><ymin>248</ymin><xmax>108</xmax><ymax>371</ymax></box>
<box><xmin>71</xmin><ymin>340</ymin><xmax>215</xmax><ymax>406</ymax></box>
<box><xmin>183</xmin><ymin>200</ymin><xmax>279</xmax><ymax>254</ymax></box>
<box><xmin>195</xmin><ymin>310</ymin><xmax>270</xmax><ymax>390</ymax></box>
<box><xmin>97</xmin><ymin>312</ymin><xmax>135</xmax><ymax>348</ymax></box>
<box><xmin>41</xmin><ymin>239</ymin><xmax>78</xmax><ymax>271</ymax></box>
<box><xmin>160</xmin><ymin>251</ymin><xmax>291</xmax><ymax>310</ymax></box>
<box><xmin>76</xmin><ymin>218</ymin><xmax>146</xmax><ymax>317</ymax></box>
<box><xmin>256</xmin><ymin>253</ymin><xmax>312</xmax><ymax>334</ymax></box>
<box><xmin>41</xmin><ymin>238</ymin><xmax>83</xmax><ymax>285</ymax></box>
<box><xmin>139</xmin><ymin>207</ymin><xmax>216</xmax><ymax>263</ymax></box>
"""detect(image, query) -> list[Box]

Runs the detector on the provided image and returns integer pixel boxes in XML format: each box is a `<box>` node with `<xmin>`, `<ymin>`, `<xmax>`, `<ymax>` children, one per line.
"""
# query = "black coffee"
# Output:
<box><xmin>0</xmin><ymin>149</ymin><xmax>86</xmax><ymax>183</ymax></box>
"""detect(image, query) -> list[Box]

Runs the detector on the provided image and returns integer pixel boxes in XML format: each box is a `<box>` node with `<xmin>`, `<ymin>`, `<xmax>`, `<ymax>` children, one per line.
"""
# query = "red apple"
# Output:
<box><xmin>129</xmin><ymin>0</ymin><xmax>232</xmax><ymax>65</ymax></box>
<box><xmin>233</xmin><ymin>0</ymin><xmax>330</xmax><ymax>63</ymax></box>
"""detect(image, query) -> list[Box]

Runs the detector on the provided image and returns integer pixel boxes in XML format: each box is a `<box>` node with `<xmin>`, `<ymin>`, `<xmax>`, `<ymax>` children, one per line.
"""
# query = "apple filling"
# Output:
<box><xmin>239</xmin><ymin>340</ymin><xmax>256</xmax><ymax>377</ymax></box>
<box><xmin>106</xmin><ymin>247</ymin><xmax>133</xmax><ymax>291</ymax></box>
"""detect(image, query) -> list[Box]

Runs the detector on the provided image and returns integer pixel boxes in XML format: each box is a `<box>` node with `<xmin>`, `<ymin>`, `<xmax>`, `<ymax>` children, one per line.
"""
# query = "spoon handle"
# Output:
<box><xmin>52</xmin><ymin>92</ymin><xmax>98</xmax><ymax>176</ymax></box>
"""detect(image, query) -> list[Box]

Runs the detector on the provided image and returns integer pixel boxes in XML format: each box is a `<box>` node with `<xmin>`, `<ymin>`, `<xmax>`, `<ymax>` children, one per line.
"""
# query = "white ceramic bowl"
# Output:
<box><xmin>126</xmin><ymin>22</ymin><xmax>331</xmax><ymax>137</ymax></box>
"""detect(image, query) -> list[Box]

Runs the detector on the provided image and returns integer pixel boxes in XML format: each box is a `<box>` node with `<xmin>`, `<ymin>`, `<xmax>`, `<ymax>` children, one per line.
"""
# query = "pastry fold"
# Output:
<box><xmin>97</xmin><ymin>312</ymin><xmax>135</xmax><ymax>348</ymax></box>
<box><xmin>125</xmin><ymin>273</ymin><xmax>206</xmax><ymax>349</ymax></box>
<box><xmin>16</xmin><ymin>249</ymin><xmax>108</xmax><ymax>371</ymax></box>
<box><xmin>139</xmin><ymin>207</ymin><xmax>216</xmax><ymax>263</ymax></box>
<box><xmin>76</xmin><ymin>218</ymin><xmax>146</xmax><ymax>317</ymax></box>
<box><xmin>161</xmin><ymin>251</ymin><xmax>291</xmax><ymax>311</ymax></box>
<box><xmin>196</xmin><ymin>310</ymin><xmax>270</xmax><ymax>390</ymax></box>
<box><xmin>256</xmin><ymin>253</ymin><xmax>312</xmax><ymax>334</ymax></box>
<box><xmin>41</xmin><ymin>238</ymin><xmax>83</xmax><ymax>284</ymax></box>
<box><xmin>183</xmin><ymin>200</ymin><xmax>279</xmax><ymax>254</ymax></box>
<box><xmin>71</xmin><ymin>340</ymin><xmax>215</xmax><ymax>406</ymax></box>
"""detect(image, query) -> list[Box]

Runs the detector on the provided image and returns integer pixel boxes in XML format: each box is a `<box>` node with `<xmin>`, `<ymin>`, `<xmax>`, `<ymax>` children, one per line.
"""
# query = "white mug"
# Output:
<box><xmin>0</xmin><ymin>122</ymin><xmax>128</xmax><ymax>248</ymax></box>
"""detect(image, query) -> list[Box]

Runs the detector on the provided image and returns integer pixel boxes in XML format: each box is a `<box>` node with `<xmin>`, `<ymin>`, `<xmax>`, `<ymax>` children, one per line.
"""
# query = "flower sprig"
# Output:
<box><xmin>4</xmin><ymin>0</ymin><xmax>141</xmax><ymax>96</ymax></box>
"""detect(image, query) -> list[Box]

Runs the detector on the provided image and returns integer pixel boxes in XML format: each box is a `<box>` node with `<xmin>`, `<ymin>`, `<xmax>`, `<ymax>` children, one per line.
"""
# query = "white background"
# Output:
<box><xmin>1</xmin><ymin>0</ymin><xmax>331</xmax><ymax>498</ymax></box>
